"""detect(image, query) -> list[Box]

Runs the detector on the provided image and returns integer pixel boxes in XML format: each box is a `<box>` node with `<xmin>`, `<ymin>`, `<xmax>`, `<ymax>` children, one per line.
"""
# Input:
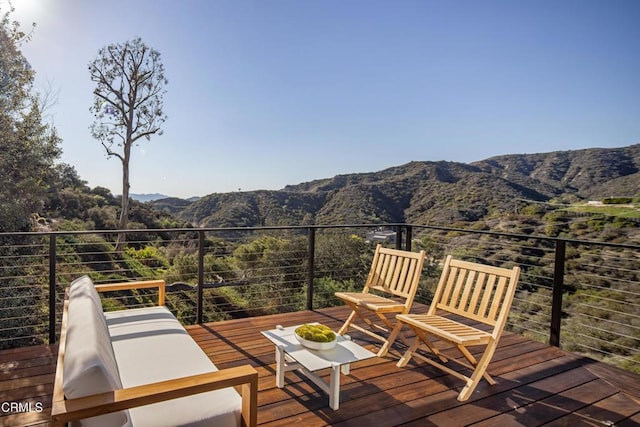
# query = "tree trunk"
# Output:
<box><xmin>115</xmin><ymin>145</ymin><xmax>131</xmax><ymax>252</ymax></box>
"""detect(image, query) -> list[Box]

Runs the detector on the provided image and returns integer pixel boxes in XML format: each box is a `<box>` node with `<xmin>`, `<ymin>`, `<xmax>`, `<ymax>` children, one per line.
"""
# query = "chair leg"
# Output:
<box><xmin>457</xmin><ymin>344</ymin><xmax>495</xmax><ymax>385</ymax></box>
<box><xmin>397</xmin><ymin>333</ymin><xmax>422</xmax><ymax>367</ymax></box>
<box><xmin>413</xmin><ymin>328</ymin><xmax>448</xmax><ymax>363</ymax></box>
<box><xmin>374</xmin><ymin>312</ymin><xmax>403</xmax><ymax>356</ymax></box>
<box><xmin>377</xmin><ymin>346</ymin><xmax>389</xmax><ymax>357</ymax></box>
<box><xmin>457</xmin><ymin>343</ymin><xmax>498</xmax><ymax>401</ymax></box>
<box><xmin>379</xmin><ymin>321</ymin><xmax>404</xmax><ymax>357</ymax></box>
<box><xmin>338</xmin><ymin>310</ymin><xmax>357</xmax><ymax>335</ymax></box>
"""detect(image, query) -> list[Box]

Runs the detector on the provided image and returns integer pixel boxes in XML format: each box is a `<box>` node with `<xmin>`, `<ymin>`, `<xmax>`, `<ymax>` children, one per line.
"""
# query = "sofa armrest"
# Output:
<box><xmin>94</xmin><ymin>279</ymin><xmax>166</xmax><ymax>306</ymax></box>
<box><xmin>51</xmin><ymin>364</ymin><xmax>258</xmax><ymax>427</ymax></box>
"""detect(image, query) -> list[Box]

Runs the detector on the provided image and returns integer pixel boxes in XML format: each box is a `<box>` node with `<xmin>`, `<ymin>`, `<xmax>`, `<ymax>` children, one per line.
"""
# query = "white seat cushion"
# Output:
<box><xmin>64</xmin><ymin>276</ymin><xmax>129</xmax><ymax>427</ymax></box>
<box><xmin>105</xmin><ymin>306</ymin><xmax>242</xmax><ymax>427</ymax></box>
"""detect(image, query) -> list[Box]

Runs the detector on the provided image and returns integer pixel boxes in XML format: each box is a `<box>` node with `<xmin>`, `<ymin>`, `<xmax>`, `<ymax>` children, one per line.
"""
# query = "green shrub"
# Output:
<box><xmin>124</xmin><ymin>245</ymin><xmax>169</xmax><ymax>268</ymax></box>
<box><xmin>602</xmin><ymin>197</ymin><xmax>632</xmax><ymax>204</ymax></box>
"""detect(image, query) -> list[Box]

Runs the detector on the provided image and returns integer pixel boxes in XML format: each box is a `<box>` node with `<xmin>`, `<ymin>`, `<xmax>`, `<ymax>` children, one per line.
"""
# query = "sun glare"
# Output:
<box><xmin>7</xmin><ymin>0</ymin><xmax>45</xmax><ymax>23</ymax></box>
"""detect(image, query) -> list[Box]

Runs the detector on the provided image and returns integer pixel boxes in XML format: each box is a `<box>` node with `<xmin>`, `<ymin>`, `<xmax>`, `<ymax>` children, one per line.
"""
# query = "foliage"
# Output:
<box><xmin>0</xmin><ymin>6</ymin><xmax>61</xmax><ymax>232</ymax></box>
<box><xmin>124</xmin><ymin>245</ymin><xmax>169</xmax><ymax>269</ymax></box>
<box><xmin>314</xmin><ymin>233</ymin><xmax>371</xmax><ymax>282</ymax></box>
<box><xmin>232</xmin><ymin>236</ymin><xmax>308</xmax><ymax>313</ymax></box>
<box><xmin>295</xmin><ymin>324</ymin><xmax>336</xmax><ymax>342</ymax></box>
<box><xmin>312</xmin><ymin>277</ymin><xmax>358</xmax><ymax>309</ymax></box>
<box><xmin>0</xmin><ymin>234</ymin><xmax>48</xmax><ymax>349</ymax></box>
<box><xmin>520</xmin><ymin>204</ymin><xmax>545</xmax><ymax>216</ymax></box>
<box><xmin>542</xmin><ymin>211</ymin><xmax>572</xmax><ymax>237</ymax></box>
<box><xmin>567</xmin><ymin>205</ymin><xmax>640</xmax><ymax>220</ymax></box>
<box><xmin>0</xmin><ymin>5</ymin><xmax>66</xmax><ymax>348</ymax></box>
<box><xmin>602</xmin><ymin>197</ymin><xmax>633</xmax><ymax>204</ymax></box>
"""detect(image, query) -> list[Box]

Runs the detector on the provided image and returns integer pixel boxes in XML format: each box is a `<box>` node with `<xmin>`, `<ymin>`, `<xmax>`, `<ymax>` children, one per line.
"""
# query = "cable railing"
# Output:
<box><xmin>0</xmin><ymin>223</ymin><xmax>638</xmax><ymax>373</ymax></box>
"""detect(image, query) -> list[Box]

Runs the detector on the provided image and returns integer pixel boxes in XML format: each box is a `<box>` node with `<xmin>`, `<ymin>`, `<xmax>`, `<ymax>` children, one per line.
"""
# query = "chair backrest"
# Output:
<box><xmin>365</xmin><ymin>244</ymin><xmax>426</xmax><ymax>306</ymax></box>
<box><xmin>429</xmin><ymin>255</ymin><xmax>520</xmax><ymax>335</ymax></box>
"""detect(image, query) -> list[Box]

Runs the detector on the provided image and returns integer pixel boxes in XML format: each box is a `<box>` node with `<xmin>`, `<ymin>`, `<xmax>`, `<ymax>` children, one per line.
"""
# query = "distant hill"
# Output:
<box><xmin>150</xmin><ymin>197</ymin><xmax>201</xmax><ymax>215</ymax></box>
<box><xmin>472</xmin><ymin>145</ymin><xmax>640</xmax><ymax>199</ymax></box>
<box><xmin>131</xmin><ymin>193</ymin><xmax>201</xmax><ymax>203</ymax></box>
<box><xmin>151</xmin><ymin>144</ymin><xmax>640</xmax><ymax>228</ymax></box>
<box><xmin>131</xmin><ymin>193</ymin><xmax>170</xmax><ymax>202</ymax></box>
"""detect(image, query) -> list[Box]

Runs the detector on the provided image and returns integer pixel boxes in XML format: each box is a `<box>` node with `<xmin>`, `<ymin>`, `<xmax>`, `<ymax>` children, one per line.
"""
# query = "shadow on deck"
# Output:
<box><xmin>1</xmin><ymin>306</ymin><xmax>639</xmax><ymax>426</ymax></box>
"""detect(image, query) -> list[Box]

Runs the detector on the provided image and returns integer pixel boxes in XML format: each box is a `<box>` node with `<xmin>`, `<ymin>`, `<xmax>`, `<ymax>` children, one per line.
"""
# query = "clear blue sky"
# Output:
<box><xmin>11</xmin><ymin>0</ymin><xmax>640</xmax><ymax>198</ymax></box>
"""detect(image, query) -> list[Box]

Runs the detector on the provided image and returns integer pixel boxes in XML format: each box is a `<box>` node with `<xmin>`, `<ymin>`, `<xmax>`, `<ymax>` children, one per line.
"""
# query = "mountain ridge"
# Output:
<box><xmin>151</xmin><ymin>144</ymin><xmax>640</xmax><ymax>228</ymax></box>
<box><xmin>131</xmin><ymin>193</ymin><xmax>201</xmax><ymax>202</ymax></box>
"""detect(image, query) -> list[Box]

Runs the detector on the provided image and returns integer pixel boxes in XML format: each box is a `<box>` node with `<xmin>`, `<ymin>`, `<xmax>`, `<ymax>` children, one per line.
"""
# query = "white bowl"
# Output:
<box><xmin>295</xmin><ymin>332</ymin><xmax>337</xmax><ymax>351</ymax></box>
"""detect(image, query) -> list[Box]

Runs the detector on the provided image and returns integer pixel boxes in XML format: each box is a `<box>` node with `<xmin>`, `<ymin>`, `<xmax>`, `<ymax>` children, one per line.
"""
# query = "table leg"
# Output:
<box><xmin>275</xmin><ymin>344</ymin><xmax>285</xmax><ymax>388</ymax></box>
<box><xmin>341</xmin><ymin>335</ymin><xmax>351</xmax><ymax>375</ymax></box>
<box><xmin>329</xmin><ymin>362</ymin><xmax>341</xmax><ymax>410</ymax></box>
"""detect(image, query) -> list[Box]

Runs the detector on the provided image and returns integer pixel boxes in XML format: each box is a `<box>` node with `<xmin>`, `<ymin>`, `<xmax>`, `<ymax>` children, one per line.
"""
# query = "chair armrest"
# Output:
<box><xmin>94</xmin><ymin>279</ymin><xmax>166</xmax><ymax>306</ymax></box>
<box><xmin>51</xmin><ymin>364</ymin><xmax>258</xmax><ymax>427</ymax></box>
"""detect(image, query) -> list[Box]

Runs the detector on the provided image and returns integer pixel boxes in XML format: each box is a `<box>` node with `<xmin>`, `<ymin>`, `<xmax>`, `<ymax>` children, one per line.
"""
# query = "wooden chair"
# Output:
<box><xmin>335</xmin><ymin>244</ymin><xmax>426</xmax><ymax>357</ymax></box>
<box><xmin>396</xmin><ymin>255</ymin><xmax>520</xmax><ymax>401</ymax></box>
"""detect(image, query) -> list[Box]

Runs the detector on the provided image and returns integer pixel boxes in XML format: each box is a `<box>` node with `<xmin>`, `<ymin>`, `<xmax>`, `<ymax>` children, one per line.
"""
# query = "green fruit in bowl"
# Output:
<box><xmin>295</xmin><ymin>324</ymin><xmax>336</xmax><ymax>343</ymax></box>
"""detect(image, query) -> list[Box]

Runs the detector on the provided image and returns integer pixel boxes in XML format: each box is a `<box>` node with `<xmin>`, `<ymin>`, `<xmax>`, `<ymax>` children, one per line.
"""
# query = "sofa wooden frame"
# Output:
<box><xmin>51</xmin><ymin>280</ymin><xmax>258</xmax><ymax>427</ymax></box>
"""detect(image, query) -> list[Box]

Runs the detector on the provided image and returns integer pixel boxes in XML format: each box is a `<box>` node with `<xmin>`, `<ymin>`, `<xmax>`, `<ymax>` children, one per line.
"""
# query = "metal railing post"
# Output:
<box><xmin>49</xmin><ymin>234</ymin><xmax>56</xmax><ymax>344</ymax></box>
<box><xmin>197</xmin><ymin>230</ymin><xmax>205</xmax><ymax>324</ymax></box>
<box><xmin>405</xmin><ymin>225</ymin><xmax>412</xmax><ymax>251</ymax></box>
<box><xmin>550</xmin><ymin>239</ymin><xmax>566</xmax><ymax>347</ymax></box>
<box><xmin>307</xmin><ymin>227</ymin><xmax>316</xmax><ymax>311</ymax></box>
<box><xmin>395</xmin><ymin>226</ymin><xmax>403</xmax><ymax>250</ymax></box>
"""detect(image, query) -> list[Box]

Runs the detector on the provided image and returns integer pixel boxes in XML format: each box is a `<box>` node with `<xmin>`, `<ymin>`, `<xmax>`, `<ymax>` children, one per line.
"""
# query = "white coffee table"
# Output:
<box><xmin>261</xmin><ymin>324</ymin><xmax>376</xmax><ymax>410</ymax></box>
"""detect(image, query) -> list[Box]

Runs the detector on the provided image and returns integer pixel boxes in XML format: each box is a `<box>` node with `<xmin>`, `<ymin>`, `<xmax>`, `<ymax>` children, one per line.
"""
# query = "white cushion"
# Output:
<box><xmin>64</xmin><ymin>276</ymin><xmax>130</xmax><ymax>427</ymax></box>
<box><xmin>69</xmin><ymin>275</ymin><xmax>103</xmax><ymax>312</ymax></box>
<box><xmin>105</xmin><ymin>306</ymin><xmax>242</xmax><ymax>427</ymax></box>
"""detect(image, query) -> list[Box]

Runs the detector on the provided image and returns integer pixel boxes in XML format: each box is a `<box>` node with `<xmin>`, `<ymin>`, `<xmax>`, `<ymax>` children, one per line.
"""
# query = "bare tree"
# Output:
<box><xmin>89</xmin><ymin>37</ymin><xmax>167</xmax><ymax>250</ymax></box>
<box><xmin>38</xmin><ymin>77</ymin><xmax>60</xmax><ymax>121</ymax></box>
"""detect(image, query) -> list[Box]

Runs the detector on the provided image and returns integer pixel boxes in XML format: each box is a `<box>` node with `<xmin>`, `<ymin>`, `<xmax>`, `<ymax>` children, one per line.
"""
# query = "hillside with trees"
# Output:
<box><xmin>156</xmin><ymin>144</ymin><xmax>640</xmax><ymax>230</ymax></box>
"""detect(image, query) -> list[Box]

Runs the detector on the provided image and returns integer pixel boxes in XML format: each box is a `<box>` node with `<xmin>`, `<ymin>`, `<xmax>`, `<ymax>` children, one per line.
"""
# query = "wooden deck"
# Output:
<box><xmin>1</xmin><ymin>306</ymin><xmax>639</xmax><ymax>426</ymax></box>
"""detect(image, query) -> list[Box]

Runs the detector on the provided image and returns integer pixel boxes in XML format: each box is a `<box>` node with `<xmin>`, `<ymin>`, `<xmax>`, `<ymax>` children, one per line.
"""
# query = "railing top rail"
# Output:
<box><xmin>1</xmin><ymin>222</ymin><xmax>638</xmax><ymax>251</ymax></box>
<box><xmin>408</xmin><ymin>223</ymin><xmax>640</xmax><ymax>251</ymax></box>
<box><xmin>0</xmin><ymin>223</ymin><xmax>408</xmax><ymax>237</ymax></box>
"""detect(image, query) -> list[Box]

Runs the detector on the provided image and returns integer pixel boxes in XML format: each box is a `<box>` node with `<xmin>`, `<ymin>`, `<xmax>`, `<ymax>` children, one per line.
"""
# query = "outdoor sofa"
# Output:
<box><xmin>51</xmin><ymin>275</ymin><xmax>257</xmax><ymax>427</ymax></box>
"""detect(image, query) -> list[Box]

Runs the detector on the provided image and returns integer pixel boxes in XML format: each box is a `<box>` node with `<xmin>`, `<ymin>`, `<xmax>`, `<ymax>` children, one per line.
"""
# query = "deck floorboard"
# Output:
<box><xmin>1</xmin><ymin>306</ymin><xmax>639</xmax><ymax>427</ymax></box>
